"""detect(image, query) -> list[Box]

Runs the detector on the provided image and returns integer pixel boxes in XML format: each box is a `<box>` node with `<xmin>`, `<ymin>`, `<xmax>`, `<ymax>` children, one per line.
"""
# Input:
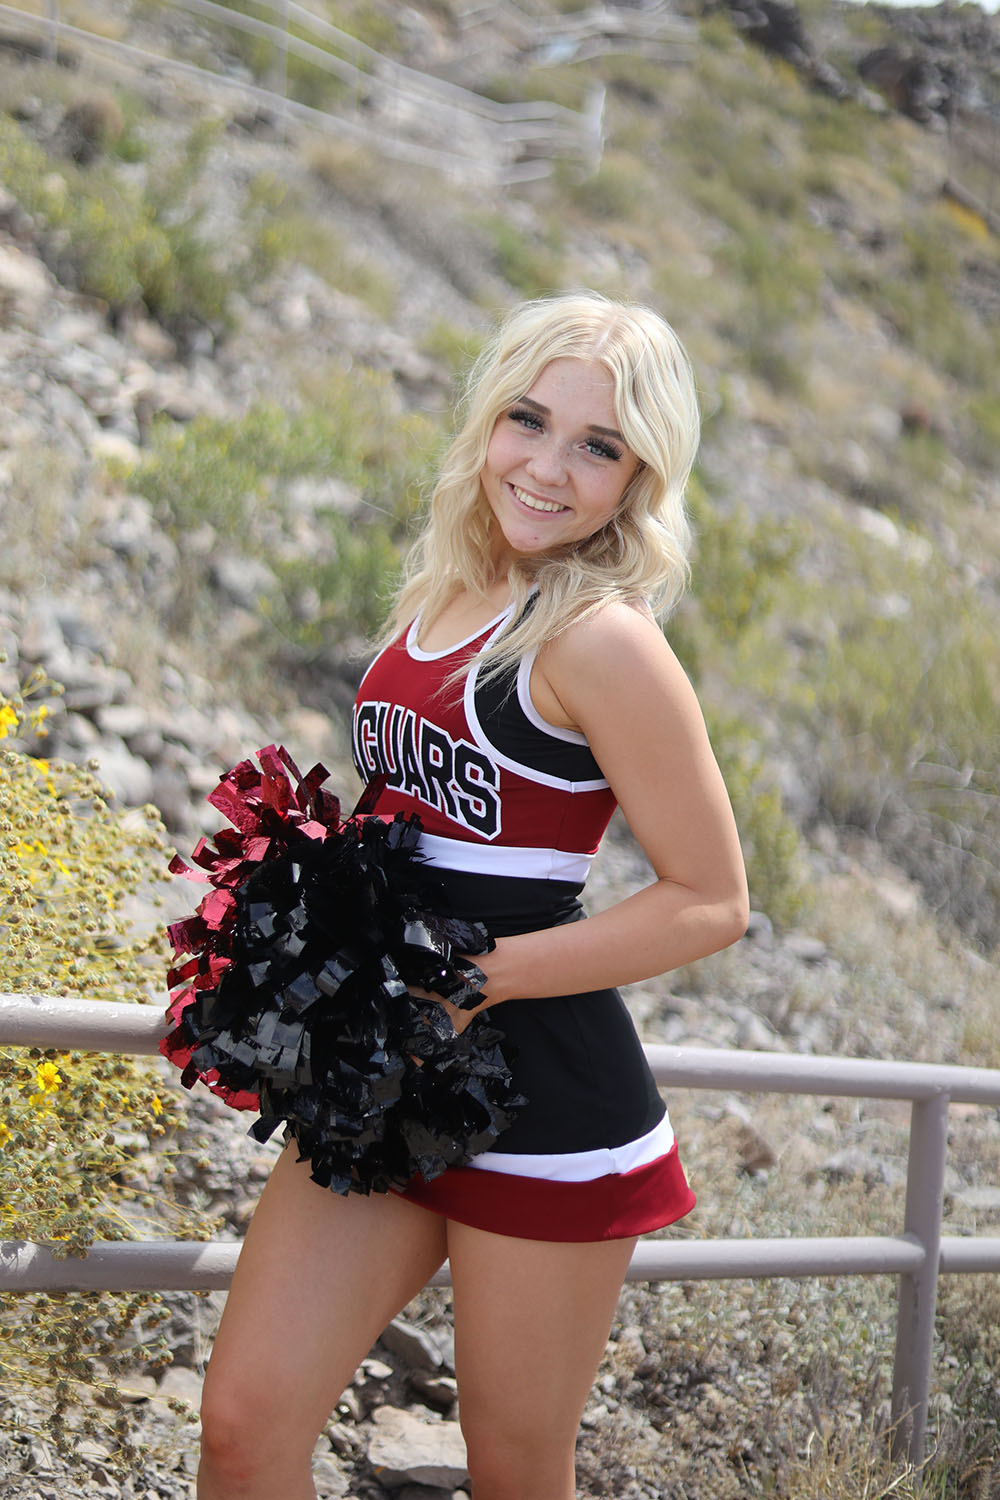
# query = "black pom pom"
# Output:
<box><xmin>161</xmin><ymin>749</ymin><xmax>524</xmax><ymax>1195</ymax></box>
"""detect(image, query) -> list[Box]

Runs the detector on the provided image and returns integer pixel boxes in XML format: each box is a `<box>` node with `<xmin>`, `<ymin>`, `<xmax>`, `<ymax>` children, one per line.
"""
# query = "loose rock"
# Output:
<box><xmin>367</xmin><ymin>1406</ymin><xmax>468</xmax><ymax>1491</ymax></box>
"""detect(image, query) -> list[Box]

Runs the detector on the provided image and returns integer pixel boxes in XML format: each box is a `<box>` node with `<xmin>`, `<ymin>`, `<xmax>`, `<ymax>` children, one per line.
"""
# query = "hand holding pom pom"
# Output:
<box><xmin>160</xmin><ymin>746</ymin><xmax>525</xmax><ymax>1195</ymax></box>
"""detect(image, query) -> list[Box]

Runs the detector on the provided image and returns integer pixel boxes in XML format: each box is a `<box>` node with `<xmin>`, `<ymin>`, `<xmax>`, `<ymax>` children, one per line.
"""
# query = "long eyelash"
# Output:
<box><xmin>508</xmin><ymin>406</ymin><xmax>543</xmax><ymax>429</ymax></box>
<box><xmin>587</xmin><ymin>437</ymin><xmax>623</xmax><ymax>461</ymax></box>
<box><xmin>507</xmin><ymin>408</ymin><xmax>623</xmax><ymax>460</ymax></box>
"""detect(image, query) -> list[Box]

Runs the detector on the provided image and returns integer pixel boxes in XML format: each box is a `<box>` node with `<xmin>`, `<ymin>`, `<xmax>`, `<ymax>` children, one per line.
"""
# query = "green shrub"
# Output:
<box><xmin>131</xmin><ymin>406</ymin><xmax>313</xmax><ymax>539</ymax></box>
<box><xmin>566</xmin><ymin>155</ymin><xmax>648</xmax><ymax>222</ymax></box>
<box><xmin>475</xmin><ymin>212</ymin><xmax>564</xmax><ymax>297</ymax></box>
<box><xmin>800</xmin><ymin>94</ymin><xmax>870</xmax><ymax>160</ymax></box>
<box><xmin>0</xmin><ymin>683</ymin><xmax>212</xmax><ymax>1463</ymax></box>
<box><xmin>304</xmin><ymin>136</ymin><xmax>385</xmax><ymax>203</ymax></box>
<box><xmin>0</xmin><ymin>112</ymin><xmax>233</xmax><ymax>333</ymax></box>
<box><xmin>805</xmin><ymin>560</ymin><xmax>1000</xmax><ymax>949</ymax></box>
<box><xmin>668</xmin><ymin>67</ymin><xmax>807</xmax><ymax>230</ymax></box>
<box><xmin>322</xmin><ymin>2</ymin><xmax>402</xmax><ymax>55</ymax></box>
<box><xmin>855</xmin><ymin>211</ymin><xmax>998</xmax><ymax>391</ymax></box>
<box><xmin>687</xmin><ymin>487</ymin><xmax>805</xmax><ymax>643</ymax></box>
<box><xmin>676</xmin><ymin>455</ymin><xmax>1000</xmax><ymax>946</ymax></box>
<box><xmin>707</xmin><ymin>712</ymin><xmax>811</xmax><ymax>928</ymax></box>
<box><xmin>132</xmin><ymin>375</ymin><xmax>424</xmax><ymax>538</ymax></box>
<box><xmin>269</xmin><ymin>510</ymin><xmax>402</xmax><ymax>648</ymax></box>
<box><xmin>421</xmin><ymin>319</ymin><xmax>485</xmax><ymax>379</ymax></box>
<box><xmin>963</xmin><ymin>391</ymin><xmax>1000</xmax><ymax>471</ymax></box>
<box><xmin>284</xmin><ymin>46</ymin><xmax>355</xmax><ymax>114</ymax></box>
<box><xmin>721</xmin><ymin>228</ymin><xmax>821</xmax><ymax>393</ymax></box>
<box><xmin>671</xmin><ymin>482</ymin><xmax>811</xmax><ymax>926</ymax></box>
<box><xmin>478</xmin><ymin>67</ymin><xmax>585</xmax><ymax>112</ymax></box>
<box><xmin>875</xmin><ymin>272</ymin><xmax>993</xmax><ymax>388</ymax></box>
<box><xmin>118</xmin><ymin>370</ymin><xmax>434</xmax><ymax>668</ymax></box>
<box><xmin>269</xmin><ymin>211</ymin><xmax>398</xmax><ymax>317</ymax></box>
<box><xmin>0</xmin><ymin>110</ymin><xmax>299</xmax><ymax>334</ymax></box>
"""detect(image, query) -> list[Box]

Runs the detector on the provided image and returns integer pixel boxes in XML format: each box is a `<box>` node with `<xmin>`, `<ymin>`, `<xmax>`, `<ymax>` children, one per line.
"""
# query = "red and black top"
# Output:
<box><xmin>353</xmin><ymin>601</ymin><xmax>617</xmax><ymax>883</ymax></box>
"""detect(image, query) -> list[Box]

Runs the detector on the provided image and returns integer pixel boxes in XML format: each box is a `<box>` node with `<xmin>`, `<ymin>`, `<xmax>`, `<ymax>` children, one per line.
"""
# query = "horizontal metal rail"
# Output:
<box><xmin>3</xmin><ymin>992</ymin><xmax>1000</xmax><ymax>1466</ymax></box>
<box><xmin>0</xmin><ymin>4</ymin><xmax>520</xmax><ymax>182</ymax></box>
<box><xmin>646</xmin><ymin>1042</ymin><xmax>1000</xmax><ymax>1103</ymax></box>
<box><xmin>6</xmin><ymin>995</ymin><xmax>1000</xmax><ymax>1101</ymax></box>
<box><xmin>170</xmin><ymin>0</ymin><xmax>589</xmax><ymax>128</ymax></box>
<box><xmin>9</xmin><ymin>1232</ymin><xmax>1000</xmax><ymax>1294</ymax></box>
<box><xmin>1</xmin><ymin>991</ymin><xmax>181</xmax><ymax>1053</ymax></box>
<box><xmin>0</xmin><ymin>0</ymin><xmax>602</xmax><ymax>184</ymax></box>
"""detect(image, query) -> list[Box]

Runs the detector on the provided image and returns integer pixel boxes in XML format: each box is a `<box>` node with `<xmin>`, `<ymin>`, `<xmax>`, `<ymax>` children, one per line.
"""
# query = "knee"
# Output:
<box><xmin>198</xmin><ymin>1373</ymin><xmax>308</xmax><ymax>1487</ymax></box>
<box><xmin>199</xmin><ymin>1379</ymin><xmax>264</xmax><ymax>1485</ymax></box>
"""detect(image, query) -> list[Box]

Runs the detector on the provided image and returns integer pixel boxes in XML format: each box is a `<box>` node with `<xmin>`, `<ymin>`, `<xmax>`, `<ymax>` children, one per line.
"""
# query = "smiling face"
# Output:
<box><xmin>479</xmin><ymin>358</ymin><xmax>642</xmax><ymax>568</ymax></box>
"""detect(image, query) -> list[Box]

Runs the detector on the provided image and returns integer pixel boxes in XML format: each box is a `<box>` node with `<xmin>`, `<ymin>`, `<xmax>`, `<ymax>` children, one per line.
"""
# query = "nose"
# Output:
<box><xmin>524</xmin><ymin>436</ymin><xmax>568</xmax><ymax>486</ymax></box>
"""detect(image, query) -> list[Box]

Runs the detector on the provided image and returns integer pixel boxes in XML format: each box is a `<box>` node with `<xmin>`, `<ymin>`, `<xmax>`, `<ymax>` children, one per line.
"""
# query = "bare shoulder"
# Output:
<box><xmin>538</xmin><ymin>599</ymin><xmax>698</xmax><ymax>731</ymax></box>
<box><xmin>570</xmin><ymin>595</ymin><xmax>660</xmax><ymax>640</ymax></box>
<box><xmin>548</xmin><ymin>598</ymin><xmax>688</xmax><ymax>685</ymax></box>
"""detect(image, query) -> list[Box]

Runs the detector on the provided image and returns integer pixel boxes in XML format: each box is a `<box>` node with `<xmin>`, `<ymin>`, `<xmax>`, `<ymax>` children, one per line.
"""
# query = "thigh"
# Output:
<box><xmin>448</xmin><ymin>1223</ymin><xmax>635</xmax><ymax>1447</ymax></box>
<box><xmin>203</xmin><ymin>1144</ymin><xmax>449</xmax><ymax>1441</ymax></box>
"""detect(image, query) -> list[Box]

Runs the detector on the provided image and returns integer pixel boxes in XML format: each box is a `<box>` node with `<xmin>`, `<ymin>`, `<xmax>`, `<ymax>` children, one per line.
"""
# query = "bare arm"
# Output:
<box><xmin>466</xmin><ymin>603</ymin><xmax>749</xmax><ymax>1014</ymax></box>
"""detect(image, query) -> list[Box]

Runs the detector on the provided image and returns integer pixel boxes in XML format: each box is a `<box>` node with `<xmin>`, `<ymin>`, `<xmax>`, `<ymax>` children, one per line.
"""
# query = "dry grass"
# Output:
<box><xmin>639</xmin><ymin>831</ymin><xmax>1000</xmax><ymax>1496</ymax></box>
<box><xmin>0</xmin><ymin>448</ymin><xmax>86</xmax><ymax>589</ymax></box>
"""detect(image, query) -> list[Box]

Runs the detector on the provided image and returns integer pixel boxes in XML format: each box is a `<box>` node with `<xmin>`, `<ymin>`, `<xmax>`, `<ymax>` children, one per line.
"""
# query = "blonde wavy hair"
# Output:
<box><xmin>385</xmin><ymin>291</ymin><xmax>700</xmax><ymax>683</ymax></box>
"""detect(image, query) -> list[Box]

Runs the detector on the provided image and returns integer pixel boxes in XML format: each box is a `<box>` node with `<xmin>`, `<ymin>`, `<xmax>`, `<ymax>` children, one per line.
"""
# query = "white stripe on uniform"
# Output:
<box><xmin>467</xmin><ymin>1112</ymin><xmax>678</xmax><ymax>1183</ymax></box>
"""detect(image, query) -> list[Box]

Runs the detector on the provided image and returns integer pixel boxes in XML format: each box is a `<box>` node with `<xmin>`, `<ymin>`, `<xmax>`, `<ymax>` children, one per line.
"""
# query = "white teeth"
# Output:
<box><xmin>512</xmin><ymin>485</ymin><xmax>566</xmax><ymax>514</ymax></box>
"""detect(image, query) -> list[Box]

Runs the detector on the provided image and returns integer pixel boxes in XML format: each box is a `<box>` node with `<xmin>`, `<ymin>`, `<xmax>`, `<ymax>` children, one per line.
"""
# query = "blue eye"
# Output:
<box><xmin>584</xmin><ymin>437</ymin><xmax>623</xmax><ymax>461</ymax></box>
<box><xmin>508</xmin><ymin>406</ymin><xmax>544</xmax><ymax>431</ymax></box>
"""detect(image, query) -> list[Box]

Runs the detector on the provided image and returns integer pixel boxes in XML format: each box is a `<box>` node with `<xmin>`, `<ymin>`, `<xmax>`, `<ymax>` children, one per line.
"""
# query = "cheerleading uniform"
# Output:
<box><xmin>352</xmin><ymin>601</ymin><xmax>696</xmax><ymax>1243</ymax></box>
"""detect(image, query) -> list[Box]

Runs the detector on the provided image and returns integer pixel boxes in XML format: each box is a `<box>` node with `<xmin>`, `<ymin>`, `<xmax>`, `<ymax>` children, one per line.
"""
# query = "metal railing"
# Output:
<box><xmin>0</xmin><ymin>0</ymin><xmax>682</xmax><ymax>184</ymax></box>
<box><xmin>0</xmin><ymin>0</ymin><xmax>584</xmax><ymax>182</ymax></box>
<box><xmin>455</xmin><ymin>0</ymin><xmax>695</xmax><ymax>69</ymax></box>
<box><xmin>3</xmin><ymin>991</ymin><xmax>1000</xmax><ymax>1465</ymax></box>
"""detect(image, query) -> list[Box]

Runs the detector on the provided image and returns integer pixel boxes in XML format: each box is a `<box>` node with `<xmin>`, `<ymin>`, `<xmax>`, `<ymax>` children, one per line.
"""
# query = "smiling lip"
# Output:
<box><xmin>510</xmin><ymin>483</ymin><xmax>569</xmax><ymax>515</ymax></box>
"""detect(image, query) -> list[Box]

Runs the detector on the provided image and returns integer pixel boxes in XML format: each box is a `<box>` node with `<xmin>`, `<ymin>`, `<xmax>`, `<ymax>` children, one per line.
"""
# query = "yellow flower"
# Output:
<box><xmin>0</xmin><ymin>704</ymin><xmax>18</xmax><ymax>740</ymax></box>
<box><xmin>0</xmin><ymin>1122</ymin><xmax>11</xmax><ymax>1148</ymax></box>
<box><xmin>14</xmin><ymin>837</ymin><xmax>48</xmax><ymax>858</ymax></box>
<box><xmin>150</xmin><ymin>1095</ymin><xmax>163</xmax><ymax>1117</ymax></box>
<box><xmin>34</xmin><ymin>1061</ymin><xmax>62</xmax><ymax>1094</ymax></box>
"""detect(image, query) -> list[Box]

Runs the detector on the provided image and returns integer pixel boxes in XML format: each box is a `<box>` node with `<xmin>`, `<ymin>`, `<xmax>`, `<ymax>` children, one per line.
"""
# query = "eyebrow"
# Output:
<box><xmin>513</xmin><ymin>395</ymin><xmax>627</xmax><ymax>445</ymax></box>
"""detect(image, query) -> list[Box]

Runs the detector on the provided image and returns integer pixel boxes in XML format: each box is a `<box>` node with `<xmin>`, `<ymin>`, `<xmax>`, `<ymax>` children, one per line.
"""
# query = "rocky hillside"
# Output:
<box><xmin>2</xmin><ymin>1</ymin><xmax>1000</xmax><ymax>1496</ymax></box>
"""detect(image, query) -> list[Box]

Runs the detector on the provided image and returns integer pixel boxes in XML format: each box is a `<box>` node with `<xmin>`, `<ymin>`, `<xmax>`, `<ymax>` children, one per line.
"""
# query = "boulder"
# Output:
<box><xmin>90</xmin><ymin>737</ymin><xmax>155</xmax><ymax>806</ymax></box>
<box><xmin>857</xmin><ymin>47</ymin><xmax>947</xmax><ymax>124</ymax></box>
<box><xmin>0</xmin><ymin>244</ymin><xmax>52</xmax><ymax>310</ymax></box>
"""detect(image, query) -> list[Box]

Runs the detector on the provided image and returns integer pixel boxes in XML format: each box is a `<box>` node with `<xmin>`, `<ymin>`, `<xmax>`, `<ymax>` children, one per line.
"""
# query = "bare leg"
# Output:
<box><xmin>448</xmin><ymin>1223</ymin><xmax>636</xmax><ymax>1500</ymax></box>
<box><xmin>197</xmin><ymin>1146</ymin><xmax>448</xmax><ymax>1500</ymax></box>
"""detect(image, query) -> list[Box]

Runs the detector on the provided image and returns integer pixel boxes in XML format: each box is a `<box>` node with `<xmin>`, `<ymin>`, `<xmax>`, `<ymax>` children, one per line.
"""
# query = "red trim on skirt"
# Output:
<box><xmin>396</xmin><ymin>1143</ymin><xmax>696</xmax><ymax>1242</ymax></box>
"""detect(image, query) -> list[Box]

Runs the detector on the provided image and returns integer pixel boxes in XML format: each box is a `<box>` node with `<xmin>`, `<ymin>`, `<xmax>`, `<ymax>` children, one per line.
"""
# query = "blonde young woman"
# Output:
<box><xmin>197</xmin><ymin>292</ymin><xmax>749</xmax><ymax>1500</ymax></box>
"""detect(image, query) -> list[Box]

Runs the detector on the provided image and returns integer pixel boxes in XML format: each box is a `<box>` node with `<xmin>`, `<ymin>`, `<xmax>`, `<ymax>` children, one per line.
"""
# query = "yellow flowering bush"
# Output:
<box><xmin>0</xmin><ymin>679</ymin><xmax>214</xmax><ymax>1464</ymax></box>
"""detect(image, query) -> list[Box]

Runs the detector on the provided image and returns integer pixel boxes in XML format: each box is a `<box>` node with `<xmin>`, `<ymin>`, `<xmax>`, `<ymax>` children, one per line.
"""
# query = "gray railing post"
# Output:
<box><xmin>584</xmin><ymin>84</ymin><xmax>605</xmax><ymax>176</ymax></box>
<box><xmin>44</xmin><ymin>0</ymin><xmax>59</xmax><ymax>61</ymax></box>
<box><xmin>275</xmin><ymin>0</ymin><xmax>289</xmax><ymax>142</ymax></box>
<box><xmin>891</xmin><ymin>1089</ymin><xmax>950</xmax><ymax>1463</ymax></box>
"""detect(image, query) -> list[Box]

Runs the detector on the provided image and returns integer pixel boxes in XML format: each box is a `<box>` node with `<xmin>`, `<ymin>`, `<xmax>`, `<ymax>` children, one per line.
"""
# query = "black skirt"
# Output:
<box><xmin>395</xmin><ymin>866</ymin><xmax>696</xmax><ymax>1242</ymax></box>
